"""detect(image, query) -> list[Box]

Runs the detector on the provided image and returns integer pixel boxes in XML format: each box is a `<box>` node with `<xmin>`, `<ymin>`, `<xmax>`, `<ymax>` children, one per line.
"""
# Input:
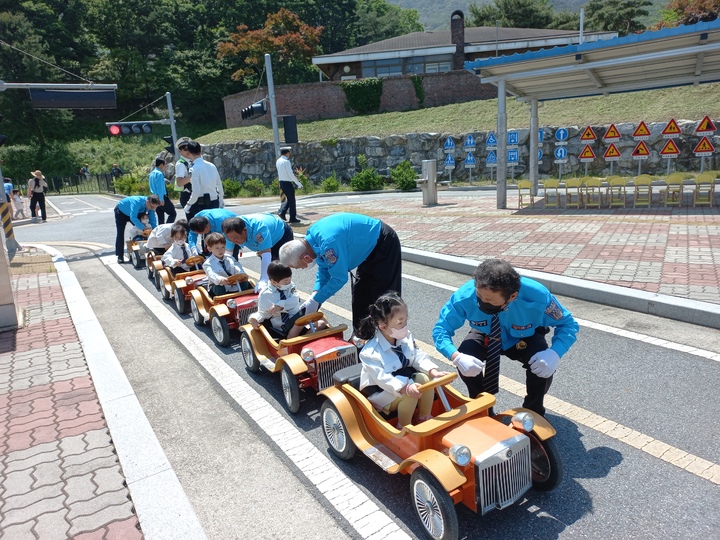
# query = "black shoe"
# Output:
<box><xmin>288</xmin><ymin>219</ymin><xmax>301</xmax><ymax>224</ymax></box>
<box><xmin>117</xmin><ymin>257</ymin><xmax>125</xmax><ymax>264</ymax></box>
<box><xmin>277</xmin><ymin>212</ymin><xmax>286</xmax><ymax>220</ymax></box>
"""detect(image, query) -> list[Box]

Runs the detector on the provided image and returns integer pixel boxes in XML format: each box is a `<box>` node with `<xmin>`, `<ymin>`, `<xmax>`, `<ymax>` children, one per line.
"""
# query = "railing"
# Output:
<box><xmin>46</xmin><ymin>173</ymin><xmax>117</xmax><ymax>195</ymax></box>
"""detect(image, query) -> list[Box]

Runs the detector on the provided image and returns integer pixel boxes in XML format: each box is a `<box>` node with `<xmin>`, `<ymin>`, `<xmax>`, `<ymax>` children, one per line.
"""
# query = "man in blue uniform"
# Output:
<box><xmin>114</xmin><ymin>195</ymin><xmax>161</xmax><ymax>264</ymax></box>
<box><xmin>222</xmin><ymin>214</ymin><xmax>293</xmax><ymax>291</ymax></box>
<box><xmin>433</xmin><ymin>259</ymin><xmax>579</xmax><ymax>416</ymax></box>
<box><xmin>279</xmin><ymin>212</ymin><xmax>401</xmax><ymax>333</ymax></box>
<box><xmin>149</xmin><ymin>158</ymin><xmax>176</xmax><ymax>224</ymax></box>
<box><xmin>188</xmin><ymin>208</ymin><xmax>237</xmax><ymax>255</ymax></box>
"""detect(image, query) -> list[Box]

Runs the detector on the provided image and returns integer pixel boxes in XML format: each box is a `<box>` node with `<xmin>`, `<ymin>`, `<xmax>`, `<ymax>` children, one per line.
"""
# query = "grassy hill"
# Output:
<box><xmin>199</xmin><ymin>83</ymin><xmax>720</xmax><ymax>144</ymax></box>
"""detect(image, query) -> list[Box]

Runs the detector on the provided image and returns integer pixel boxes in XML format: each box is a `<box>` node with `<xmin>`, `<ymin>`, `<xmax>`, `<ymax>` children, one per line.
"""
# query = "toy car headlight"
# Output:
<box><xmin>301</xmin><ymin>348</ymin><xmax>315</xmax><ymax>363</ymax></box>
<box><xmin>185</xmin><ymin>277</ymin><xmax>194</xmax><ymax>285</ymax></box>
<box><xmin>226</xmin><ymin>299</ymin><xmax>236</xmax><ymax>309</ymax></box>
<box><xmin>351</xmin><ymin>335</ymin><xmax>366</xmax><ymax>349</ymax></box>
<box><xmin>449</xmin><ymin>444</ymin><xmax>472</xmax><ymax>467</ymax></box>
<box><xmin>511</xmin><ymin>412</ymin><xmax>535</xmax><ymax>432</ymax></box>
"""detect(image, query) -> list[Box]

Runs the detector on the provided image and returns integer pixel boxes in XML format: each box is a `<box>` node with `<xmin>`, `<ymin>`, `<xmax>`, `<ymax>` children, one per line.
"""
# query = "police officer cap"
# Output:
<box><xmin>280</xmin><ymin>146</ymin><xmax>292</xmax><ymax>151</ymax></box>
<box><xmin>176</xmin><ymin>137</ymin><xmax>193</xmax><ymax>151</ymax></box>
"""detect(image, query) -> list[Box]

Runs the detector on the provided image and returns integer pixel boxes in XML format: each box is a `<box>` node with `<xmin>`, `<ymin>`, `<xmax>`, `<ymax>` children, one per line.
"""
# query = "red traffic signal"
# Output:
<box><xmin>107</xmin><ymin>122</ymin><xmax>153</xmax><ymax>136</ymax></box>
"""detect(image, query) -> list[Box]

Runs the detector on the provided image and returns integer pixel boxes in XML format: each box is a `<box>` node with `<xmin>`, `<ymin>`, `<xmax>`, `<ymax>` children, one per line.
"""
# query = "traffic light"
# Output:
<box><xmin>163</xmin><ymin>136</ymin><xmax>175</xmax><ymax>155</ymax></box>
<box><xmin>241</xmin><ymin>100</ymin><xmax>268</xmax><ymax>120</ymax></box>
<box><xmin>107</xmin><ymin>122</ymin><xmax>153</xmax><ymax>136</ymax></box>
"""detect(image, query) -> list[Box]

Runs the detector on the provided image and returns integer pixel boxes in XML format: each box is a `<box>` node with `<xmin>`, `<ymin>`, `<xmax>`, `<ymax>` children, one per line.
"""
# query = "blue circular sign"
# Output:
<box><xmin>538</xmin><ymin>149</ymin><xmax>543</xmax><ymax>160</ymax></box>
<box><xmin>554</xmin><ymin>147</ymin><xmax>568</xmax><ymax>159</ymax></box>
<box><xmin>555</xmin><ymin>128</ymin><xmax>569</xmax><ymax>141</ymax></box>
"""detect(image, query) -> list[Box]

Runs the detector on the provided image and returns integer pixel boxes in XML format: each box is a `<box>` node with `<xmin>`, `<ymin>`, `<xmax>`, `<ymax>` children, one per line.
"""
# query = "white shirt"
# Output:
<box><xmin>359</xmin><ymin>331</ymin><xmax>438</xmax><ymax>409</ymax></box>
<box><xmin>186</xmin><ymin>156</ymin><xmax>224</xmax><ymax>206</ymax></box>
<box><xmin>161</xmin><ymin>242</ymin><xmax>199</xmax><ymax>271</ymax></box>
<box><xmin>128</xmin><ymin>219</ymin><xmax>151</xmax><ymax>240</ymax></box>
<box><xmin>12</xmin><ymin>194</ymin><xmax>23</xmax><ymax>209</ymax></box>
<box><xmin>276</xmin><ymin>156</ymin><xmax>301</xmax><ymax>188</ymax></box>
<box><xmin>249</xmin><ymin>283</ymin><xmax>302</xmax><ymax>332</ymax></box>
<box><xmin>145</xmin><ymin>224</ymin><xmax>174</xmax><ymax>250</ymax></box>
<box><xmin>202</xmin><ymin>254</ymin><xmax>246</xmax><ymax>291</ymax></box>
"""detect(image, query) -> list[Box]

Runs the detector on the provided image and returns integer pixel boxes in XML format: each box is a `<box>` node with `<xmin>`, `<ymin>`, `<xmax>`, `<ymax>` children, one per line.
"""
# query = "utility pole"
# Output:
<box><xmin>265</xmin><ymin>54</ymin><xmax>281</xmax><ymax>159</ymax></box>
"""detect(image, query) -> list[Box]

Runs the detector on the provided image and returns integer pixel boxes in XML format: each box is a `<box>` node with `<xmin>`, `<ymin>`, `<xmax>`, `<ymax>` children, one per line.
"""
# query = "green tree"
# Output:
<box><xmin>548</xmin><ymin>11</ymin><xmax>582</xmax><ymax>30</ymax></box>
<box><xmin>586</xmin><ymin>0</ymin><xmax>652</xmax><ymax>36</ymax></box>
<box><xmin>354</xmin><ymin>0</ymin><xmax>424</xmax><ymax>47</ymax></box>
<box><xmin>468</xmin><ymin>0</ymin><xmax>554</xmax><ymax>28</ymax></box>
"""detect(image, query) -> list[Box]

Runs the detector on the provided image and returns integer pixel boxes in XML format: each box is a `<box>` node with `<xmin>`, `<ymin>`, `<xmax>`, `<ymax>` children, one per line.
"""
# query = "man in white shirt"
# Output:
<box><xmin>174</xmin><ymin>137</ymin><xmax>194</xmax><ymax>217</ymax></box>
<box><xmin>183</xmin><ymin>141</ymin><xmax>224</xmax><ymax>216</ymax></box>
<box><xmin>276</xmin><ymin>147</ymin><xmax>302</xmax><ymax>224</ymax></box>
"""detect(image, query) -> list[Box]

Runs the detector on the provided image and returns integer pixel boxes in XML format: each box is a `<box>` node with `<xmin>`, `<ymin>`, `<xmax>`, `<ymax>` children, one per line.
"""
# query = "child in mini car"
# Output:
<box><xmin>127</xmin><ymin>211</ymin><xmax>151</xmax><ymax>240</ymax></box>
<box><xmin>248</xmin><ymin>261</ymin><xmax>327</xmax><ymax>339</ymax></box>
<box><xmin>202</xmin><ymin>232</ymin><xmax>251</xmax><ymax>296</ymax></box>
<box><xmin>161</xmin><ymin>223</ymin><xmax>199</xmax><ymax>275</ymax></box>
<box><xmin>357</xmin><ymin>292</ymin><xmax>447</xmax><ymax>428</ymax></box>
<box><xmin>147</xmin><ymin>219</ymin><xmax>187</xmax><ymax>254</ymax></box>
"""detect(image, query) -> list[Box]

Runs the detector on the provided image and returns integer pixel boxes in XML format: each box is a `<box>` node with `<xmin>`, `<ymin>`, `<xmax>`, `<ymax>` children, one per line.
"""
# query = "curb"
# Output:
<box><xmin>402</xmin><ymin>247</ymin><xmax>720</xmax><ymax>330</ymax></box>
<box><xmin>25</xmin><ymin>243</ymin><xmax>208</xmax><ymax>540</ymax></box>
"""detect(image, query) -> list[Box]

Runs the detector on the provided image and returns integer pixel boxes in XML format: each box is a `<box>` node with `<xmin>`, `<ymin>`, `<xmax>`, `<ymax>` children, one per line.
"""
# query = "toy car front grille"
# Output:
<box><xmin>475</xmin><ymin>435</ymin><xmax>532</xmax><ymax>515</ymax></box>
<box><xmin>235</xmin><ymin>299</ymin><xmax>258</xmax><ymax>326</ymax></box>
<box><xmin>316</xmin><ymin>346</ymin><xmax>358</xmax><ymax>391</ymax></box>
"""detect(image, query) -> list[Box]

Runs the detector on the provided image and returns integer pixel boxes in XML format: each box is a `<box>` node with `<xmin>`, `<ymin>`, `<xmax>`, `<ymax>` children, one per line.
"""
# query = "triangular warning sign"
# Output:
<box><xmin>632</xmin><ymin>141</ymin><xmax>651</xmax><ymax>157</ymax></box>
<box><xmin>695</xmin><ymin>116</ymin><xmax>716</xmax><ymax>135</ymax></box>
<box><xmin>604</xmin><ymin>124</ymin><xmax>621</xmax><ymax>141</ymax></box>
<box><xmin>580</xmin><ymin>126</ymin><xmax>597</xmax><ymax>141</ymax></box>
<box><xmin>579</xmin><ymin>145</ymin><xmax>596</xmax><ymax>159</ymax></box>
<box><xmin>693</xmin><ymin>136</ymin><xmax>715</xmax><ymax>154</ymax></box>
<box><xmin>662</xmin><ymin>119</ymin><xmax>681</xmax><ymax>137</ymax></box>
<box><xmin>603</xmin><ymin>143</ymin><xmax>621</xmax><ymax>159</ymax></box>
<box><xmin>633</xmin><ymin>121</ymin><xmax>651</xmax><ymax>139</ymax></box>
<box><xmin>660</xmin><ymin>139</ymin><xmax>680</xmax><ymax>155</ymax></box>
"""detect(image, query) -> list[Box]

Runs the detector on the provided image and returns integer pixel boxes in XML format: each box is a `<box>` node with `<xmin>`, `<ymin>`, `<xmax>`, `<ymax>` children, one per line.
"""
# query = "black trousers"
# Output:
<box><xmin>457</xmin><ymin>327</ymin><xmax>552</xmax><ymax>416</ymax></box>
<box><xmin>156</xmin><ymin>194</ymin><xmax>176</xmax><ymax>225</ymax></box>
<box><xmin>188</xmin><ymin>194</ymin><xmax>219</xmax><ymax>219</ymax></box>
<box><xmin>350</xmin><ymin>221</ymin><xmax>402</xmax><ymax>333</ymax></box>
<box><xmin>279</xmin><ymin>182</ymin><xmax>296</xmax><ymax>220</ymax></box>
<box><xmin>232</xmin><ymin>221</ymin><xmax>293</xmax><ymax>261</ymax></box>
<box><xmin>30</xmin><ymin>193</ymin><xmax>46</xmax><ymax>221</ymax></box>
<box><xmin>114</xmin><ymin>207</ymin><xmax>132</xmax><ymax>258</ymax></box>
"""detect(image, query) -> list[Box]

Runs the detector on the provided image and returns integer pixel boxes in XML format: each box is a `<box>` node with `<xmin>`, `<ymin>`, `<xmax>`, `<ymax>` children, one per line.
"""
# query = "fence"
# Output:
<box><xmin>46</xmin><ymin>173</ymin><xmax>117</xmax><ymax>195</ymax></box>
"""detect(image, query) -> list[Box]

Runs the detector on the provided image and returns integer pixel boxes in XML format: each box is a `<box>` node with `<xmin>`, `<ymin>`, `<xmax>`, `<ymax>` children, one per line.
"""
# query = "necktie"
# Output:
<box><xmin>484</xmin><ymin>314</ymin><xmax>502</xmax><ymax>394</ymax></box>
<box><xmin>181</xmin><ymin>244</ymin><xmax>188</xmax><ymax>263</ymax></box>
<box><xmin>200</xmin><ymin>236</ymin><xmax>206</xmax><ymax>254</ymax></box>
<box><xmin>219</xmin><ymin>257</ymin><xmax>231</xmax><ymax>275</ymax></box>
<box><xmin>391</xmin><ymin>345</ymin><xmax>409</xmax><ymax>369</ymax></box>
<box><xmin>278</xmin><ymin>289</ymin><xmax>289</xmax><ymax>323</ymax></box>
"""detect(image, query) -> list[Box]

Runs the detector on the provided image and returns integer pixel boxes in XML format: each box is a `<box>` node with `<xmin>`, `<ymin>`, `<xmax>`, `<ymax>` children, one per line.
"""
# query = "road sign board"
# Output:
<box><xmin>508</xmin><ymin>149</ymin><xmax>519</xmax><ymax>164</ymax></box>
<box><xmin>662</xmin><ymin>119</ymin><xmax>681</xmax><ymax>138</ymax></box>
<box><xmin>695</xmin><ymin>116</ymin><xmax>716</xmax><ymax>135</ymax></box>
<box><xmin>579</xmin><ymin>145</ymin><xmax>596</xmax><ymax>162</ymax></box>
<box><xmin>632</xmin><ymin>141</ymin><xmax>651</xmax><ymax>160</ymax></box>
<box><xmin>660</xmin><ymin>138</ymin><xmax>680</xmax><ymax>158</ymax></box>
<box><xmin>538</xmin><ymin>130</ymin><xmax>545</xmax><ymax>144</ymax></box>
<box><xmin>507</xmin><ymin>131</ymin><xmax>519</xmax><ymax>147</ymax></box>
<box><xmin>443</xmin><ymin>136</ymin><xmax>455</xmax><ymax>153</ymax></box>
<box><xmin>580</xmin><ymin>126</ymin><xmax>597</xmax><ymax>142</ymax></box>
<box><xmin>486</xmin><ymin>132</ymin><xmax>497</xmax><ymax>148</ymax></box>
<box><xmin>633</xmin><ymin>121</ymin><xmax>651</xmax><ymax>140</ymax></box>
<box><xmin>444</xmin><ymin>153</ymin><xmax>455</xmax><ymax>169</ymax></box>
<box><xmin>603</xmin><ymin>143</ymin><xmax>621</xmax><ymax>161</ymax></box>
<box><xmin>604</xmin><ymin>124</ymin><xmax>621</xmax><ymax>141</ymax></box>
<box><xmin>555</xmin><ymin>128</ymin><xmax>569</xmax><ymax>145</ymax></box>
<box><xmin>486</xmin><ymin>150</ymin><xmax>497</xmax><ymax>167</ymax></box>
<box><xmin>464</xmin><ymin>134</ymin><xmax>476</xmax><ymax>150</ymax></box>
<box><xmin>553</xmin><ymin>146</ymin><xmax>568</xmax><ymax>163</ymax></box>
<box><xmin>693</xmin><ymin>136</ymin><xmax>715</xmax><ymax>156</ymax></box>
<box><xmin>538</xmin><ymin>149</ymin><xmax>543</xmax><ymax>162</ymax></box>
<box><xmin>464</xmin><ymin>153</ymin><xmax>476</xmax><ymax>168</ymax></box>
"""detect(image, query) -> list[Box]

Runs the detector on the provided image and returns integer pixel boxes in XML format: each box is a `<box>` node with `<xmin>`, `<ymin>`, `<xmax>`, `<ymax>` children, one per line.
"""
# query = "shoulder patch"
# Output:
<box><xmin>545</xmin><ymin>300</ymin><xmax>564</xmax><ymax>321</ymax></box>
<box><xmin>512</xmin><ymin>324</ymin><xmax>533</xmax><ymax>330</ymax></box>
<box><xmin>469</xmin><ymin>320</ymin><xmax>488</xmax><ymax>327</ymax></box>
<box><xmin>324</xmin><ymin>248</ymin><xmax>338</xmax><ymax>264</ymax></box>
<box><xmin>254</xmin><ymin>232</ymin><xmax>264</xmax><ymax>244</ymax></box>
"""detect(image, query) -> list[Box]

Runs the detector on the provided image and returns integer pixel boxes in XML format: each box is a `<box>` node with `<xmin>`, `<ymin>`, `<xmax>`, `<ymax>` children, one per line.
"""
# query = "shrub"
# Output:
<box><xmin>341</xmin><ymin>78</ymin><xmax>383</xmax><ymax>115</ymax></box>
<box><xmin>243</xmin><ymin>178</ymin><xmax>265</xmax><ymax>197</ymax></box>
<box><xmin>269</xmin><ymin>178</ymin><xmax>281</xmax><ymax>196</ymax></box>
<box><xmin>321</xmin><ymin>172</ymin><xmax>341</xmax><ymax>193</ymax></box>
<box><xmin>223</xmin><ymin>179</ymin><xmax>243</xmax><ymax>198</ymax></box>
<box><xmin>350</xmin><ymin>169</ymin><xmax>384</xmax><ymax>192</ymax></box>
<box><xmin>411</xmin><ymin>75</ymin><xmax>425</xmax><ymax>107</ymax></box>
<box><xmin>391</xmin><ymin>161</ymin><xmax>418</xmax><ymax>191</ymax></box>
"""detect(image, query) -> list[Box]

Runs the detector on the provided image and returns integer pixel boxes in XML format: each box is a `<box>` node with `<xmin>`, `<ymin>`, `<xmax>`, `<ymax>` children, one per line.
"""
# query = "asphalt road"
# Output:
<box><xmin>13</xmin><ymin>193</ymin><xmax>720</xmax><ymax>540</ymax></box>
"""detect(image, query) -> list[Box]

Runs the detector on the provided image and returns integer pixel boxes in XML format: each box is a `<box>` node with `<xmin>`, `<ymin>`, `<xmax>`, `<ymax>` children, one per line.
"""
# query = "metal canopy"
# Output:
<box><xmin>466</xmin><ymin>20</ymin><xmax>720</xmax><ymax>101</ymax></box>
<box><xmin>463</xmin><ymin>20</ymin><xmax>720</xmax><ymax>209</ymax></box>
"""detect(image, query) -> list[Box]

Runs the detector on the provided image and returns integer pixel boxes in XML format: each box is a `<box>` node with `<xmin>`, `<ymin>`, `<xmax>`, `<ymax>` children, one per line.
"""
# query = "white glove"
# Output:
<box><xmin>183</xmin><ymin>205</ymin><xmax>191</xmax><ymax>213</ymax></box>
<box><xmin>529</xmin><ymin>349</ymin><xmax>560</xmax><ymax>378</ymax></box>
<box><xmin>255</xmin><ymin>280</ymin><xmax>267</xmax><ymax>293</ymax></box>
<box><xmin>301</xmin><ymin>295</ymin><xmax>319</xmax><ymax>314</ymax></box>
<box><xmin>295</xmin><ymin>182</ymin><xmax>303</xmax><ymax>189</ymax></box>
<box><xmin>219</xmin><ymin>199</ymin><xmax>225</xmax><ymax>208</ymax></box>
<box><xmin>453</xmin><ymin>353</ymin><xmax>486</xmax><ymax>377</ymax></box>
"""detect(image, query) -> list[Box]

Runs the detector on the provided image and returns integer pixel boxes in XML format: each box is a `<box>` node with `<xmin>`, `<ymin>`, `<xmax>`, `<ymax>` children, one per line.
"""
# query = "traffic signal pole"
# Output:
<box><xmin>166</xmin><ymin>92</ymin><xmax>178</xmax><ymax>162</ymax></box>
<box><xmin>265</xmin><ymin>54</ymin><xmax>281</xmax><ymax>159</ymax></box>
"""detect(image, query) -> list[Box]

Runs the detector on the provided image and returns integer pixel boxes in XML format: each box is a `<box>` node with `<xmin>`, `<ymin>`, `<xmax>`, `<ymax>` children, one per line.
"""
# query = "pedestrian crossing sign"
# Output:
<box><xmin>579</xmin><ymin>145</ymin><xmax>596</xmax><ymax>162</ymax></box>
<box><xmin>580</xmin><ymin>126</ymin><xmax>597</xmax><ymax>142</ymax></box>
<box><xmin>632</xmin><ymin>121</ymin><xmax>651</xmax><ymax>140</ymax></box>
<box><xmin>603</xmin><ymin>143</ymin><xmax>621</xmax><ymax>161</ymax></box>
<box><xmin>603</xmin><ymin>124</ymin><xmax>621</xmax><ymax>141</ymax></box>
<box><xmin>464</xmin><ymin>153</ymin><xmax>476</xmax><ymax>168</ymax></box>
<box><xmin>464</xmin><ymin>134</ymin><xmax>476</xmax><ymax>149</ymax></box>
<box><xmin>693</xmin><ymin>136</ymin><xmax>715</xmax><ymax>156</ymax></box>
<box><xmin>632</xmin><ymin>141</ymin><xmax>650</xmax><ymax>159</ymax></box>
<box><xmin>662</xmin><ymin>119</ymin><xmax>681</xmax><ymax>138</ymax></box>
<box><xmin>443</xmin><ymin>136</ymin><xmax>456</xmax><ymax>153</ymax></box>
<box><xmin>695</xmin><ymin>116</ymin><xmax>716</xmax><ymax>135</ymax></box>
<box><xmin>444</xmin><ymin>153</ymin><xmax>456</xmax><ymax>169</ymax></box>
<box><xmin>660</xmin><ymin>138</ymin><xmax>680</xmax><ymax>157</ymax></box>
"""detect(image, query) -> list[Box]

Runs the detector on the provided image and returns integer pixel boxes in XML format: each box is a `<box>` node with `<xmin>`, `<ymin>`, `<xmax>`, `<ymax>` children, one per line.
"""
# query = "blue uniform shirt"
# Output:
<box><xmin>188</xmin><ymin>208</ymin><xmax>236</xmax><ymax>251</ymax></box>
<box><xmin>117</xmin><ymin>196</ymin><xmax>157</xmax><ymax>230</ymax></box>
<box><xmin>236</xmin><ymin>213</ymin><xmax>286</xmax><ymax>252</ymax></box>
<box><xmin>305</xmin><ymin>213</ymin><xmax>382</xmax><ymax>304</ymax></box>
<box><xmin>148</xmin><ymin>167</ymin><xmax>167</xmax><ymax>198</ymax></box>
<box><xmin>433</xmin><ymin>278</ymin><xmax>579</xmax><ymax>360</ymax></box>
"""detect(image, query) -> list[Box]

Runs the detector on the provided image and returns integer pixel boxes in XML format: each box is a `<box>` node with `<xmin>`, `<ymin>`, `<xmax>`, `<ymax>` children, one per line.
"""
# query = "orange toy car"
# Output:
<box><xmin>155</xmin><ymin>255</ymin><xmax>206</xmax><ymax>314</ymax></box>
<box><xmin>126</xmin><ymin>229</ymin><xmax>151</xmax><ymax>269</ymax></box>
<box><xmin>320</xmin><ymin>366</ymin><xmax>562</xmax><ymax>540</ymax></box>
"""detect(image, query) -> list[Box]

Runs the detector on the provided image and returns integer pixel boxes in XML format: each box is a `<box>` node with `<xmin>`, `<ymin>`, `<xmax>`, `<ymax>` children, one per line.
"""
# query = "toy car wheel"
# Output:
<box><xmin>145</xmin><ymin>259</ymin><xmax>154</xmax><ymax>280</ymax></box>
<box><xmin>410</xmin><ymin>468</ymin><xmax>458</xmax><ymax>540</ymax></box>
<box><xmin>175</xmin><ymin>291</ymin><xmax>187</xmax><ymax>314</ymax></box>
<box><xmin>154</xmin><ymin>271</ymin><xmax>162</xmax><ymax>291</ymax></box>
<box><xmin>280</xmin><ymin>363</ymin><xmax>301</xmax><ymax>413</ymax></box>
<box><xmin>162</xmin><ymin>282</ymin><xmax>171</xmax><ymax>301</ymax></box>
<box><xmin>190</xmin><ymin>297</ymin><xmax>204</xmax><ymax>326</ymax></box>
<box><xmin>131</xmin><ymin>250</ymin><xmax>142</xmax><ymax>269</ymax></box>
<box><xmin>240</xmin><ymin>332</ymin><xmax>260</xmax><ymax>372</ymax></box>
<box><xmin>529</xmin><ymin>433</ymin><xmax>563</xmax><ymax>491</ymax></box>
<box><xmin>320</xmin><ymin>400</ymin><xmax>356</xmax><ymax>460</ymax></box>
<box><xmin>210</xmin><ymin>312</ymin><xmax>231</xmax><ymax>347</ymax></box>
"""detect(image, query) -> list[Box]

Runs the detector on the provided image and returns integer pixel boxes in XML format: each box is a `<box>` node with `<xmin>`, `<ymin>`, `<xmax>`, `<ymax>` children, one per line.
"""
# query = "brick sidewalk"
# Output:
<box><xmin>0</xmin><ymin>251</ymin><xmax>143</xmax><ymax>539</ymax></box>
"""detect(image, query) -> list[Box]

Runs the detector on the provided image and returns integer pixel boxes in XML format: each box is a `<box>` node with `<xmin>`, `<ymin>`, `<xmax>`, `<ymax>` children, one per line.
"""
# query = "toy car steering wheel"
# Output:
<box><xmin>416</xmin><ymin>372</ymin><xmax>457</xmax><ymax>394</ymax></box>
<box><xmin>185</xmin><ymin>255</ymin><xmax>204</xmax><ymax>266</ymax></box>
<box><xmin>226</xmin><ymin>273</ymin><xmax>249</xmax><ymax>284</ymax></box>
<box><xmin>142</xmin><ymin>229</ymin><xmax>151</xmax><ymax>237</ymax></box>
<box><xmin>294</xmin><ymin>311</ymin><xmax>324</xmax><ymax>326</ymax></box>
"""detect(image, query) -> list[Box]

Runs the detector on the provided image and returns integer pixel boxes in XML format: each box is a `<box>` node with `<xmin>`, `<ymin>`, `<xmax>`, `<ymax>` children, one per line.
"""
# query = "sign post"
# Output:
<box><xmin>660</xmin><ymin>139</ymin><xmax>680</xmax><ymax>174</ymax></box>
<box><xmin>507</xmin><ymin>149</ymin><xmax>519</xmax><ymax>182</ymax></box>
<box><xmin>464</xmin><ymin>134</ymin><xmax>476</xmax><ymax>184</ymax></box>
<box><xmin>631</xmin><ymin>141</ymin><xmax>651</xmax><ymax>175</ymax></box>
<box><xmin>464</xmin><ymin>152</ymin><xmax>476</xmax><ymax>183</ymax></box>
<box><xmin>486</xmin><ymin>132</ymin><xmax>498</xmax><ymax>183</ymax></box>
<box><xmin>444</xmin><ymin>153</ymin><xmax>455</xmax><ymax>183</ymax></box>
<box><xmin>603</xmin><ymin>125</ymin><xmax>622</xmax><ymax>175</ymax></box>
<box><xmin>554</xmin><ymin>146</ymin><xmax>568</xmax><ymax>180</ymax></box>
<box><xmin>694</xmin><ymin>116</ymin><xmax>717</xmax><ymax>172</ymax></box>
<box><xmin>579</xmin><ymin>145</ymin><xmax>596</xmax><ymax>176</ymax></box>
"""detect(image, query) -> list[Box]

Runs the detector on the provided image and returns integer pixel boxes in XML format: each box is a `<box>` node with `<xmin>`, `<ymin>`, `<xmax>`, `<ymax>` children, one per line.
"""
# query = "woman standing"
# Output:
<box><xmin>28</xmin><ymin>170</ymin><xmax>48</xmax><ymax>222</ymax></box>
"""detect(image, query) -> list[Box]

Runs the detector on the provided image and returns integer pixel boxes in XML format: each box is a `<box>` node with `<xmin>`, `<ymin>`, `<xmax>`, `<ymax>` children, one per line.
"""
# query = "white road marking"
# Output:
<box><xmin>108</xmin><ymin>259</ymin><xmax>412</xmax><ymax>540</ymax></box>
<box><xmin>45</xmin><ymin>197</ymin><xmax>69</xmax><ymax>216</ymax></box>
<box><xmin>70</xmin><ymin>196</ymin><xmax>104</xmax><ymax>209</ymax></box>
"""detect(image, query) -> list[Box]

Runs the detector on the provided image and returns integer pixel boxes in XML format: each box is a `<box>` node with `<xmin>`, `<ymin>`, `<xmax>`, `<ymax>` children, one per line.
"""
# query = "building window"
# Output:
<box><xmin>360</xmin><ymin>54</ymin><xmax>452</xmax><ymax>78</ymax></box>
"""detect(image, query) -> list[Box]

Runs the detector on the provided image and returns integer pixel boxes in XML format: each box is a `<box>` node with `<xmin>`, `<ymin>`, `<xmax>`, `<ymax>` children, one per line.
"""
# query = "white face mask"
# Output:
<box><xmin>174</xmin><ymin>240</ymin><xmax>185</xmax><ymax>247</ymax></box>
<box><xmin>141</xmin><ymin>219</ymin><xmax>149</xmax><ymax>225</ymax></box>
<box><xmin>388</xmin><ymin>325</ymin><xmax>408</xmax><ymax>340</ymax></box>
<box><xmin>275</xmin><ymin>282</ymin><xmax>294</xmax><ymax>292</ymax></box>
<box><xmin>303</xmin><ymin>259</ymin><xmax>316</xmax><ymax>270</ymax></box>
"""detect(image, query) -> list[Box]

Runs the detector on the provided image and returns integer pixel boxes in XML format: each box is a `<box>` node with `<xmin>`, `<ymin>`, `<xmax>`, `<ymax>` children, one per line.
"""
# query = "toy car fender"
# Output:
<box><xmin>319</xmin><ymin>386</ymin><xmax>372</xmax><ymax>452</ymax></box>
<box><xmin>210</xmin><ymin>303</ymin><xmax>231</xmax><ymax>319</ymax></box>
<box><xmin>495</xmin><ymin>408</ymin><xmax>556</xmax><ymax>441</ymax></box>
<box><xmin>275</xmin><ymin>353</ymin><xmax>308</xmax><ymax>376</ymax></box>
<box><xmin>398</xmin><ymin>449</ymin><xmax>466</xmax><ymax>492</ymax></box>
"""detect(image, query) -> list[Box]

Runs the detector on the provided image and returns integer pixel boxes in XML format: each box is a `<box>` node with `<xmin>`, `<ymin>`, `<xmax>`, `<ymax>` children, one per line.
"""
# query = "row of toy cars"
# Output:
<box><xmin>131</xmin><ymin>242</ymin><xmax>562</xmax><ymax>540</ymax></box>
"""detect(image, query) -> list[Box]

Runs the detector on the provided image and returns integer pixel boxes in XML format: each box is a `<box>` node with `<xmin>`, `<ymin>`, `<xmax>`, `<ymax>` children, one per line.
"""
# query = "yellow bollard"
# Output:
<box><xmin>0</xmin><ymin>202</ymin><xmax>20</xmax><ymax>260</ymax></box>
